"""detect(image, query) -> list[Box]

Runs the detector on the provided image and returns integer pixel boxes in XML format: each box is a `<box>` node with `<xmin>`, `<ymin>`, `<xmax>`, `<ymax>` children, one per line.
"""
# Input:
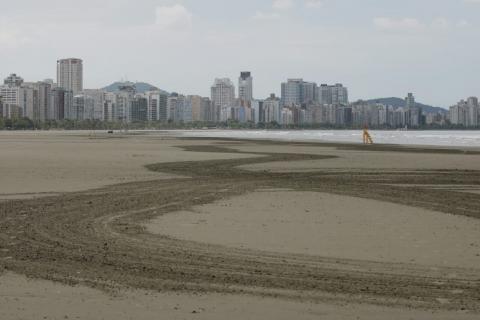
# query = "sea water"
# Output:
<box><xmin>177</xmin><ymin>130</ymin><xmax>480</xmax><ymax>148</ymax></box>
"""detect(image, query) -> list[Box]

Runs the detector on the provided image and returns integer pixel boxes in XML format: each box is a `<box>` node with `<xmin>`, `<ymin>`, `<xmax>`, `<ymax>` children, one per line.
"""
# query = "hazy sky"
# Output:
<box><xmin>1</xmin><ymin>0</ymin><xmax>479</xmax><ymax>107</ymax></box>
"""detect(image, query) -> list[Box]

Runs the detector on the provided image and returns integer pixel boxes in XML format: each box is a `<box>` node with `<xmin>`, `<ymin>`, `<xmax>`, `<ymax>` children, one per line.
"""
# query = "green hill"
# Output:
<box><xmin>103</xmin><ymin>81</ymin><xmax>168</xmax><ymax>94</ymax></box>
<box><xmin>365</xmin><ymin>97</ymin><xmax>447</xmax><ymax>114</ymax></box>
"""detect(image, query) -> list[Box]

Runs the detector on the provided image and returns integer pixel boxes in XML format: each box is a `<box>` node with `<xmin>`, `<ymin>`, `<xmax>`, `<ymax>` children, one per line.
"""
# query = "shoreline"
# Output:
<box><xmin>2</xmin><ymin>129</ymin><xmax>480</xmax><ymax>148</ymax></box>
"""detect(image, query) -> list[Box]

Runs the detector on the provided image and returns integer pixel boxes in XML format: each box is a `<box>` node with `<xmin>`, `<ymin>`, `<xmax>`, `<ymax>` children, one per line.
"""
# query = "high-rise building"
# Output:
<box><xmin>71</xmin><ymin>94</ymin><xmax>94</xmax><ymax>121</ymax></box>
<box><xmin>317</xmin><ymin>85</ymin><xmax>331</xmax><ymax>105</ymax></box>
<box><xmin>130</xmin><ymin>95</ymin><xmax>148</xmax><ymax>122</ymax></box>
<box><xmin>200</xmin><ymin>97</ymin><xmax>213</xmax><ymax>122</ymax></box>
<box><xmin>116</xmin><ymin>85</ymin><xmax>135</xmax><ymax>122</ymax></box>
<box><xmin>167</xmin><ymin>93</ymin><xmax>187</xmax><ymax>122</ymax></box>
<box><xmin>238</xmin><ymin>72</ymin><xmax>253</xmax><ymax>103</ymax></box>
<box><xmin>17</xmin><ymin>84</ymin><xmax>38</xmax><ymax>120</ymax></box>
<box><xmin>393</xmin><ymin>108</ymin><xmax>406</xmax><ymax>128</ymax></box>
<box><xmin>281</xmin><ymin>79</ymin><xmax>304</xmax><ymax>106</ymax></box>
<box><xmin>4</xmin><ymin>73</ymin><xmax>24</xmax><ymax>87</ymax></box>
<box><xmin>0</xmin><ymin>85</ymin><xmax>21</xmax><ymax>107</ymax></box>
<box><xmin>331</xmin><ymin>84</ymin><xmax>348</xmax><ymax>105</ymax></box>
<box><xmin>281</xmin><ymin>79</ymin><xmax>318</xmax><ymax>106</ymax></box>
<box><xmin>181</xmin><ymin>96</ymin><xmax>193</xmax><ymax>123</ymax></box>
<box><xmin>450</xmin><ymin>103</ymin><xmax>466</xmax><ymax>126</ymax></box>
<box><xmin>450</xmin><ymin>97</ymin><xmax>479</xmax><ymax>127</ymax></box>
<box><xmin>405</xmin><ymin>93</ymin><xmax>422</xmax><ymax>127</ymax></box>
<box><xmin>145</xmin><ymin>90</ymin><xmax>168</xmax><ymax>122</ymax></box>
<box><xmin>281</xmin><ymin>107</ymin><xmax>294</xmax><ymax>125</ymax></box>
<box><xmin>34</xmin><ymin>81</ymin><xmax>52</xmax><ymax>122</ymax></box>
<box><xmin>211</xmin><ymin>78</ymin><xmax>235</xmax><ymax>122</ymax></box>
<box><xmin>405</xmin><ymin>93</ymin><xmax>415</xmax><ymax>109</ymax></box>
<box><xmin>102</xmin><ymin>85</ymin><xmax>135</xmax><ymax>123</ymax></box>
<box><xmin>466</xmin><ymin>97</ymin><xmax>479</xmax><ymax>127</ymax></box>
<box><xmin>263</xmin><ymin>94</ymin><xmax>281</xmax><ymax>123</ymax></box>
<box><xmin>1</xmin><ymin>78</ymin><xmax>51</xmax><ymax>121</ymax></box>
<box><xmin>185</xmin><ymin>95</ymin><xmax>211</xmax><ymax>122</ymax></box>
<box><xmin>57</xmin><ymin>58</ymin><xmax>83</xmax><ymax>93</ymax></box>
<box><xmin>302</xmin><ymin>82</ymin><xmax>317</xmax><ymax>105</ymax></box>
<box><xmin>0</xmin><ymin>74</ymin><xmax>24</xmax><ymax>118</ymax></box>
<box><xmin>252</xmin><ymin>100</ymin><xmax>265</xmax><ymax>124</ymax></box>
<box><xmin>467</xmin><ymin>97</ymin><xmax>478</xmax><ymax>108</ymax></box>
<box><xmin>49</xmin><ymin>87</ymin><xmax>68</xmax><ymax>120</ymax></box>
<box><xmin>104</xmin><ymin>92</ymin><xmax>116</xmax><ymax>122</ymax></box>
<box><xmin>318</xmin><ymin>84</ymin><xmax>348</xmax><ymax>105</ymax></box>
<box><xmin>72</xmin><ymin>94</ymin><xmax>85</xmax><ymax>121</ymax></box>
<box><xmin>43</xmin><ymin>79</ymin><xmax>56</xmax><ymax>89</ymax></box>
<box><xmin>82</xmin><ymin>89</ymin><xmax>105</xmax><ymax>120</ymax></box>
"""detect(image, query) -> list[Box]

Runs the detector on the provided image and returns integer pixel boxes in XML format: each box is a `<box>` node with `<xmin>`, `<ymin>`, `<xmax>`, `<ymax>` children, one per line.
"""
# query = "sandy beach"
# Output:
<box><xmin>0</xmin><ymin>132</ymin><xmax>254</xmax><ymax>198</ymax></box>
<box><xmin>148</xmin><ymin>190</ymin><xmax>480</xmax><ymax>268</ymax></box>
<box><xmin>1</xmin><ymin>131</ymin><xmax>479</xmax><ymax>319</ymax></box>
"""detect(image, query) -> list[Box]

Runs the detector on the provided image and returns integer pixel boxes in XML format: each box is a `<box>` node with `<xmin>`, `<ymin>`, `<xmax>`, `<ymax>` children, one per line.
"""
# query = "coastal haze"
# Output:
<box><xmin>1</xmin><ymin>1</ymin><xmax>480</xmax><ymax>320</ymax></box>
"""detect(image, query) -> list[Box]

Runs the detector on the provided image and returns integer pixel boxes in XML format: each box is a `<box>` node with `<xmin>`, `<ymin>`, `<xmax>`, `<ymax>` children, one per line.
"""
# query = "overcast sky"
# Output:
<box><xmin>1</xmin><ymin>0</ymin><xmax>479</xmax><ymax>107</ymax></box>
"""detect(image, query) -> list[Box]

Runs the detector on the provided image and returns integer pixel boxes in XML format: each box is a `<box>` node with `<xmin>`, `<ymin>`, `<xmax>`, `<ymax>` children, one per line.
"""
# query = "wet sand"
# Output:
<box><xmin>0</xmin><ymin>274</ymin><xmax>475</xmax><ymax>320</ymax></box>
<box><xmin>233</xmin><ymin>144</ymin><xmax>480</xmax><ymax>171</ymax></box>
<box><xmin>1</xmin><ymin>272</ymin><xmax>477</xmax><ymax>320</ymax></box>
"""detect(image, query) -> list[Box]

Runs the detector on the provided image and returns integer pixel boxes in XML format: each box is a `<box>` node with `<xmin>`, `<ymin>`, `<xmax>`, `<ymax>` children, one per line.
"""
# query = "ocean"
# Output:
<box><xmin>176</xmin><ymin>130</ymin><xmax>480</xmax><ymax>148</ymax></box>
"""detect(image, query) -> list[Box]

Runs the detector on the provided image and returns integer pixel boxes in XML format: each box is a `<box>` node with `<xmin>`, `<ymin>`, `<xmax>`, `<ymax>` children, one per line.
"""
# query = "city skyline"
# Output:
<box><xmin>5</xmin><ymin>62</ymin><xmax>478</xmax><ymax>129</ymax></box>
<box><xmin>1</xmin><ymin>0</ymin><xmax>479</xmax><ymax>107</ymax></box>
<box><xmin>0</xmin><ymin>59</ymin><xmax>442</xmax><ymax>109</ymax></box>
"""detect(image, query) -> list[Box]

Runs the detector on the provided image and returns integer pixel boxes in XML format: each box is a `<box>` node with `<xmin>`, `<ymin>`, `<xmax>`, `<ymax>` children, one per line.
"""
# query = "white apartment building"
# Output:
<box><xmin>211</xmin><ymin>78</ymin><xmax>235</xmax><ymax>122</ymax></box>
<box><xmin>19</xmin><ymin>84</ymin><xmax>37</xmax><ymax>120</ymax></box>
<box><xmin>281</xmin><ymin>107</ymin><xmax>294</xmax><ymax>125</ymax></box>
<box><xmin>0</xmin><ymin>86</ymin><xmax>21</xmax><ymax>107</ymax></box>
<box><xmin>145</xmin><ymin>91</ymin><xmax>168</xmax><ymax>122</ymax></box>
<box><xmin>57</xmin><ymin>58</ymin><xmax>83</xmax><ymax>93</ymax></box>
<box><xmin>82</xmin><ymin>89</ymin><xmax>105</xmax><ymax>120</ymax></box>
<box><xmin>450</xmin><ymin>97</ymin><xmax>479</xmax><ymax>127</ymax></box>
<box><xmin>22</xmin><ymin>82</ymin><xmax>52</xmax><ymax>122</ymax></box>
<box><xmin>263</xmin><ymin>94</ymin><xmax>281</xmax><ymax>123</ymax></box>
<box><xmin>0</xmin><ymin>86</ymin><xmax>22</xmax><ymax>118</ymax></box>
<box><xmin>103</xmin><ymin>87</ymin><xmax>135</xmax><ymax>123</ymax></box>
<box><xmin>167</xmin><ymin>93</ymin><xmax>186</xmax><ymax>122</ymax></box>
<box><xmin>71</xmin><ymin>94</ymin><xmax>95</xmax><ymax>121</ymax></box>
<box><xmin>252</xmin><ymin>100</ymin><xmax>264</xmax><ymax>124</ymax></box>
<box><xmin>211</xmin><ymin>78</ymin><xmax>235</xmax><ymax>108</ymax></box>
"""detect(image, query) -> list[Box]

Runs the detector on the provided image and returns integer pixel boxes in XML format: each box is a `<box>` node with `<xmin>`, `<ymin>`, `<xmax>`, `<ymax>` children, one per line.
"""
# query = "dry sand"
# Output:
<box><xmin>0</xmin><ymin>131</ymin><xmax>254</xmax><ymax>198</ymax></box>
<box><xmin>147</xmin><ymin>190</ymin><xmax>480</xmax><ymax>269</ymax></box>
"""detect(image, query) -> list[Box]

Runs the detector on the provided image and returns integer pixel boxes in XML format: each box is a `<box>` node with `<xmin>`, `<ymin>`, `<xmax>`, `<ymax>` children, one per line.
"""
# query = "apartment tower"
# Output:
<box><xmin>238</xmin><ymin>72</ymin><xmax>253</xmax><ymax>103</ymax></box>
<box><xmin>57</xmin><ymin>58</ymin><xmax>83</xmax><ymax>93</ymax></box>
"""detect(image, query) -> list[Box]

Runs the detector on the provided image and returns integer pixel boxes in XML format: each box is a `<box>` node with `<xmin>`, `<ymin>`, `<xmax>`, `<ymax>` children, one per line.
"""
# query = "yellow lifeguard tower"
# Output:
<box><xmin>363</xmin><ymin>127</ymin><xmax>374</xmax><ymax>145</ymax></box>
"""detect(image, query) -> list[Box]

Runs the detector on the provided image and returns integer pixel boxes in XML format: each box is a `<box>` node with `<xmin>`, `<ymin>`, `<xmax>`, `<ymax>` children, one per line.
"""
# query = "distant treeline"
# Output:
<box><xmin>0</xmin><ymin>117</ymin><xmax>478</xmax><ymax>131</ymax></box>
